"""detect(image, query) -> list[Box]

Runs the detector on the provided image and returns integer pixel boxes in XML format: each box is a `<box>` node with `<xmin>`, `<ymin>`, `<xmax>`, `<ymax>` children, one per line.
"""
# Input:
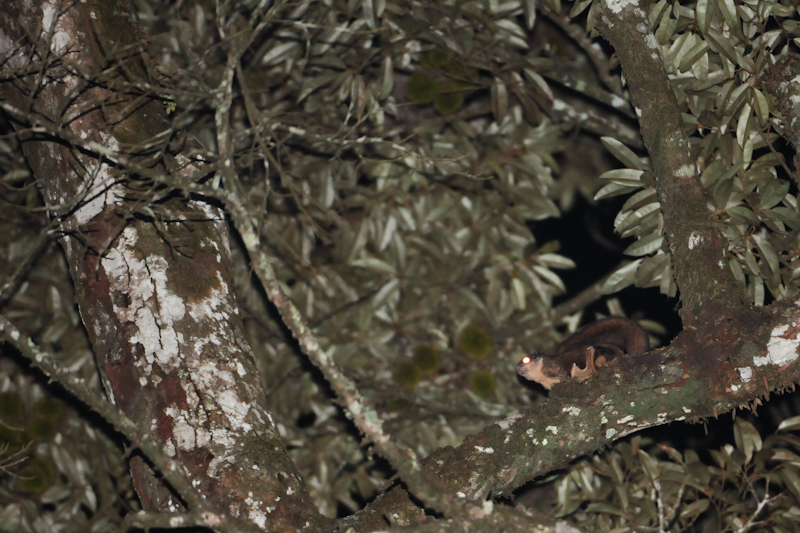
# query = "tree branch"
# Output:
<box><xmin>595</xmin><ymin>1</ymin><xmax>748</xmax><ymax>326</ymax></box>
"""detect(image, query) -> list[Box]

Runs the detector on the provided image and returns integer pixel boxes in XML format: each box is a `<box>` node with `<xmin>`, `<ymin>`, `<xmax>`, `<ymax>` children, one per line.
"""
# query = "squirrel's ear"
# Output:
<box><xmin>570</xmin><ymin>346</ymin><xmax>596</xmax><ymax>380</ymax></box>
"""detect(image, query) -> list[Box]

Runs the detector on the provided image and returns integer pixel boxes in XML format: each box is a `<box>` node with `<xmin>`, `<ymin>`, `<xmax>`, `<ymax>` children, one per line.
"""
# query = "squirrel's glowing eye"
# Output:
<box><xmin>521</xmin><ymin>355</ymin><xmax>531</xmax><ymax>365</ymax></box>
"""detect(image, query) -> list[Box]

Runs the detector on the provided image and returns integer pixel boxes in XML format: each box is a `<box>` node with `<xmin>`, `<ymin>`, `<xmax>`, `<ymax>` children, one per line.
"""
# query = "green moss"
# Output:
<box><xmin>394</xmin><ymin>361</ymin><xmax>422</xmax><ymax>388</ymax></box>
<box><xmin>34</xmin><ymin>397</ymin><xmax>63</xmax><ymax>420</ymax></box>
<box><xmin>420</xmin><ymin>50</ymin><xmax>452</xmax><ymax>70</ymax></box>
<box><xmin>0</xmin><ymin>423</ymin><xmax>28</xmax><ymax>452</ymax></box>
<box><xmin>412</xmin><ymin>345</ymin><xmax>441</xmax><ymax>375</ymax></box>
<box><xmin>17</xmin><ymin>454</ymin><xmax>56</xmax><ymax>494</ymax></box>
<box><xmin>470</xmin><ymin>371</ymin><xmax>496</xmax><ymax>398</ymax></box>
<box><xmin>406</xmin><ymin>73</ymin><xmax>438</xmax><ymax>104</ymax></box>
<box><xmin>442</xmin><ymin>62</ymin><xmax>478</xmax><ymax>82</ymax></box>
<box><xmin>0</xmin><ymin>392</ymin><xmax>24</xmax><ymax>420</ymax></box>
<box><xmin>458</xmin><ymin>325</ymin><xmax>492</xmax><ymax>360</ymax></box>
<box><xmin>434</xmin><ymin>79</ymin><xmax>465</xmax><ymax>116</ymax></box>
<box><xmin>28</xmin><ymin>416</ymin><xmax>58</xmax><ymax>442</ymax></box>
<box><xmin>385</xmin><ymin>398</ymin><xmax>412</xmax><ymax>412</ymax></box>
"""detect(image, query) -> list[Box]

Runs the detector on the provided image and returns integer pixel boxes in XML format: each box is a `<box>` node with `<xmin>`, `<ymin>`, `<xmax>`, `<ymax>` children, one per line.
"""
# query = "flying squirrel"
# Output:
<box><xmin>516</xmin><ymin>317</ymin><xmax>650</xmax><ymax>390</ymax></box>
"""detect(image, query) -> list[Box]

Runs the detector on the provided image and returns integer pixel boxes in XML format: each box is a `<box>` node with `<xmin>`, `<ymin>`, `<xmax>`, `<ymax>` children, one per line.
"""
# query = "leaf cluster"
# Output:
<box><xmin>586</xmin><ymin>0</ymin><xmax>800</xmax><ymax>303</ymax></box>
<box><xmin>0</xmin><ymin>365</ymin><xmax>133</xmax><ymax>532</ymax></box>
<box><xmin>553</xmin><ymin>418</ymin><xmax>800</xmax><ymax>532</ymax></box>
<box><xmin>135</xmin><ymin>0</ymin><xmax>576</xmax><ymax>515</ymax></box>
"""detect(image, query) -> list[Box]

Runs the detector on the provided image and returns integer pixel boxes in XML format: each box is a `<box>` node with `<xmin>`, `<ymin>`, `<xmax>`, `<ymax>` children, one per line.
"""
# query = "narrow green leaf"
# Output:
<box><xmin>759</xmin><ymin>179</ymin><xmax>790</xmax><ymax>210</ymax></box>
<box><xmin>638</xmin><ymin>449</ymin><xmax>661</xmax><ymax>480</ymax></box>
<box><xmin>569</xmin><ymin>0</ymin><xmax>593</xmax><ymax>17</ymax></box>
<box><xmin>595</xmin><ymin>182</ymin><xmax>638</xmax><ymax>200</ymax></box>
<box><xmin>680</xmin><ymin>499</ymin><xmax>711</xmax><ymax>520</ymax></box>
<box><xmin>601</xmin><ymin>137</ymin><xmax>645</xmax><ymax>170</ymax></box>
<box><xmin>695</xmin><ymin>0</ymin><xmax>714</xmax><ymax>35</ymax></box>
<box><xmin>616</xmin><ymin>203</ymin><xmax>662</xmax><ymax>235</ymax></box>
<box><xmin>634</xmin><ymin>252</ymin><xmax>670</xmax><ymax>287</ymax></box>
<box><xmin>778</xmin><ymin>416</ymin><xmax>800</xmax><ymax>432</ymax></box>
<box><xmin>602</xmin><ymin>260</ymin><xmax>643</xmax><ymax>293</ymax></box>
<box><xmin>780</xmin><ymin>466</ymin><xmax>800</xmax><ymax>501</ymax></box>
<box><xmin>705</xmin><ymin>26</ymin><xmax>738</xmax><ymax>66</ymax></box>
<box><xmin>537</xmin><ymin>253</ymin><xmax>576</xmax><ymax>269</ymax></box>
<box><xmin>736</xmin><ymin>103</ymin><xmax>753</xmax><ymax>149</ymax></box>
<box><xmin>522</xmin><ymin>0</ymin><xmax>537</xmax><ymax>30</ymax></box>
<box><xmin>679</xmin><ymin>40</ymin><xmax>710</xmax><ymax>73</ymax></box>
<box><xmin>491</xmin><ymin>77</ymin><xmax>508</xmax><ymax>124</ymax></box>
<box><xmin>598</xmin><ymin>168</ymin><xmax>645</xmax><ymax>187</ymax></box>
<box><xmin>733</xmin><ymin>419</ymin><xmax>762</xmax><ymax>464</ymax></box>
<box><xmin>624</xmin><ymin>233</ymin><xmax>664</xmax><ymax>257</ymax></box>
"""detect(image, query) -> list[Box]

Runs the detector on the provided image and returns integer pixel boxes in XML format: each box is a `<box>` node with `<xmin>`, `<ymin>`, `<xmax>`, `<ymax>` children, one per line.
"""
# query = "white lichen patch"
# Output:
<box><xmin>103</xmin><ymin>233</ymin><xmax>186</xmax><ymax>373</ymax></box>
<box><xmin>605</xmin><ymin>0</ymin><xmax>638</xmax><ymax>14</ymax></box>
<box><xmin>217</xmin><ymin>389</ymin><xmax>252</xmax><ymax>432</ymax></box>
<box><xmin>189</xmin><ymin>199</ymin><xmax>224</xmax><ymax>225</ymax></box>
<box><xmin>196</xmin><ymin>427</ymin><xmax>211</xmax><ymax>448</ymax></box>
<box><xmin>645</xmin><ymin>33</ymin><xmax>659</xmax><ymax>52</ymax></box>
<box><xmin>737</xmin><ymin>367</ymin><xmax>753</xmax><ymax>382</ymax></box>
<box><xmin>562</xmin><ymin>406</ymin><xmax>581</xmax><ymax>416</ymax></box>
<box><xmin>617</xmin><ymin>415</ymin><xmax>634</xmax><ymax>424</ymax></box>
<box><xmin>170</xmin><ymin>409</ymin><xmax>197</xmax><ymax>451</ymax></box>
<box><xmin>75</xmin><ymin>135</ymin><xmax>124</xmax><ymax>225</ymax></box>
<box><xmin>42</xmin><ymin>0</ymin><xmax>71</xmax><ymax>52</ymax></box>
<box><xmin>187</xmin><ymin>271</ymin><xmax>231</xmax><ymax>323</ymax></box>
<box><xmin>186</xmin><ymin>360</ymin><xmax>253</xmax><ymax>437</ymax></box>
<box><xmin>163</xmin><ymin>439</ymin><xmax>176</xmax><ymax>457</ymax></box>
<box><xmin>474</xmin><ymin>446</ymin><xmax>495</xmax><ymax>453</ymax></box>
<box><xmin>546</xmin><ymin>426</ymin><xmax>558</xmax><ymax>435</ymax></box>
<box><xmin>688</xmin><ymin>232</ymin><xmax>701</xmax><ymax>249</ymax></box>
<box><xmin>754</xmin><ymin>323</ymin><xmax>800</xmax><ymax>367</ymax></box>
<box><xmin>676</xmin><ymin>164</ymin><xmax>694</xmax><ymax>178</ymax></box>
<box><xmin>244</xmin><ymin>495</ymin><xmax>267</xmax><ymax>528</ymax></box>
<box><xmin>606</xmin><ymin>428</ymin><xmax>617</xmax><ymax>438</ymax></box>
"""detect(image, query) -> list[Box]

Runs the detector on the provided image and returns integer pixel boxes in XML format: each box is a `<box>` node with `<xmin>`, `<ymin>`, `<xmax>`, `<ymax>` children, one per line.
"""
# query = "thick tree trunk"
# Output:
<box><xmin>0</xmin><ymin>1</ymin><xmax>326</xmax><ymax>530</ymax></box>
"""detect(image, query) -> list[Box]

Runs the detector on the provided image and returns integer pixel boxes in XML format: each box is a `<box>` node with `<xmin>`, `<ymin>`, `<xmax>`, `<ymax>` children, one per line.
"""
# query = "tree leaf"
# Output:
<box><xmin>537</xmin><ymin>253</ymin><xmax>576</xmax><ymax>269</ymax></box>
<box><xmin>602</xmin><ymin>260</ymin><xmax>643</xmax><ymax>293</ymax></box>
<box><xmin>522</xmin><ymin>0</ymin><xmax>537</xmax><ymax>30</ymax></box>
<box><xmin>598</xmin><ymin>168</ymin><xmax>645</xmax><ymax>187</ymax></box>
<box><xmin>624</xmin><ymin>233</ymin><xmax>664</xmax><ymax>257</ymax></box>
<box><xmin>595</xmin><ymin>182</ymin><xmax>639</xmax><ymax>200</ymax></box>
<box><xmin>679</xmin><ymin>39</ymin><xmax>710</xmax><ymax>73</ymax></box>
<box><xmin>491</xmin><ymin>77</ymin><xmax>507</xmax><ymax>124</ymax></box>
<box><xmin>733</xmin><ymin>419</ymin><xmax>762</xmax><ymax>464</ymax></box>
<box><xmin>601</xmin><ymin>137</ymin><xmax>645</xmax><ymax>170</ymax></box>
<box><xmin>779</xmin><ymin>416</ymin><xmax>800</xmax><ymax>432</ymax></box>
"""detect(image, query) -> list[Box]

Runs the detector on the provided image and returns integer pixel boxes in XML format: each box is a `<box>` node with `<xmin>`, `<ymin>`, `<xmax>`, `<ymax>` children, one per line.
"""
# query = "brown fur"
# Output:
<box><xmin>517</xmin><ymin>318</ymin><xmax>650</xmax><ymax>389</ymax></box>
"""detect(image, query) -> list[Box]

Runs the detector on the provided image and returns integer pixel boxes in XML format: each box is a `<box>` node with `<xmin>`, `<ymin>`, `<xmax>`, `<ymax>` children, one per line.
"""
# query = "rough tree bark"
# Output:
<box><xmin>0</xmin><ymin>1</ymin><xmax>327</xmax><ymax>530</ymax></box>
